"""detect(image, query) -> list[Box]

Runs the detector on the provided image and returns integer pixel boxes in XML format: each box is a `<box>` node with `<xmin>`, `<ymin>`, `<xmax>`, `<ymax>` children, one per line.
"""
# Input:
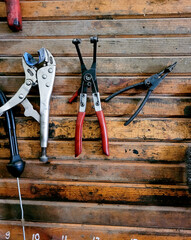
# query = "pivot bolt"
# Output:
<box><xmin>19</xmin><ymin>94</ymin><xmax>24</xmax><ymax>99</ymax></box>
<box><xmin>26</xmin><ymin>80</ymin><xmax>31</xmax><ymax>86</ymax></box>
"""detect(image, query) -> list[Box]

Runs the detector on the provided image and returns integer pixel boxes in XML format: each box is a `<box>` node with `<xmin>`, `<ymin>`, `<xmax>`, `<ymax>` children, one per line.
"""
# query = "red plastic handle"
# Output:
<box><xmin>96</xmin><ymin>110</ymin><xmax>109</xmax><ymax>156</ymax></box>
<box><xmin>5</xmin><ymin>0</ymin><xmax>22</xmax><ymax>31</ymax></box>
<box><xmin>75</xmin><ymin>111</ymin><xmax>86</xmax><ymax>157</ymax></box>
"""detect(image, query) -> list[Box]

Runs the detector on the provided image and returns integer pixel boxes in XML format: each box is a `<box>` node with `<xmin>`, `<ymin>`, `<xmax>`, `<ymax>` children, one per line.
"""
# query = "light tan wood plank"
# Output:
<box><xmin>0</xmin><ymin>76</ymin><xmax>190</xmax><ymax>95</ymax></box>
<box><xmin>0</xmin><ymin>19</ymin><xmax>191</xmax><ymax>38</ymax></box>
<box><xmin>1</xmin><ymin>38</ymin><xmax>191</xmax><ymax>56</ymax></box>
<box><xmin>1</xmin><ymin>0</ymin><xmax>191</xmax><ymax>19</ymax></box>
<box><xmin>0</xmin><ymin>56</ymin><xmax>189</xmax><ymax>75</ymax></box>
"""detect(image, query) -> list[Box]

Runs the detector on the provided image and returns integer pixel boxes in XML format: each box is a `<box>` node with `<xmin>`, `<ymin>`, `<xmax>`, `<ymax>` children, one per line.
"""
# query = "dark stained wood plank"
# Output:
<box><xmin>0</xmin><ymin>19</ymin><xmax>191</xmax><ymax>38</ymax></box>
<box><xmin>0</xmin><ymin>57</ymin><xmax>190</xmax><ymax>75</ymax></box>
<box><xmin>1</xmin><ymin>221</ymin><xmax>191</xmax><ymax>240</ymax></box>
<box><xmin>0</xmin><ymin>76</ymin><xmax>190</xmax><ymax>96</ymax></box>
<box><xmin>1</xmin><ymin>0</ymin><xmax>191</xmax><ymax>19</ymax></box>
<box><xmin>0</xmin><ymin>160</ymin><xmax>186</xmax><ymax>184</ymax></box>
<box><xmin>0</xmin><ymin>200</ymin><xmax>191</xmax><ymax>227</ymax></box>
<box><xmin>1</xmin><ymin>38</ymin><xmax>191</xmax><ymax>56</ymax></box>
<box><xmin>0</xmin><ymin>179</ymin><xmax>190</xmax><ymax>206</ymax></box>
<box><xmin>0</xmin><ymin>117</ymin><xmax>190</xmax><ymax>141</ymax></box>
<box><xmin>0</xmin><ymin>140</ymin><xmax>188</xmax><ymax>162</ymax></box>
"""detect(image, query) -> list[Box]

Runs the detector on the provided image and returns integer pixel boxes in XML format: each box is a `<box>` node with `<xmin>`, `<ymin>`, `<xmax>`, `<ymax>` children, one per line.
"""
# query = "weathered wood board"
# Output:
<box><xmin>0</xmin><ymin>0</ymin><xmax>191</xmax><ymax>238</ymax></box>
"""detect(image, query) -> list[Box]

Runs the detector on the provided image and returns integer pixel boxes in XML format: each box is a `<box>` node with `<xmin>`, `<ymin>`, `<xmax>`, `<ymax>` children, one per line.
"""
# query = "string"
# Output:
<box><xmin>17</xmin><ymin>177</ymin><xmax>26</xmax><ymax>240</ymax></box>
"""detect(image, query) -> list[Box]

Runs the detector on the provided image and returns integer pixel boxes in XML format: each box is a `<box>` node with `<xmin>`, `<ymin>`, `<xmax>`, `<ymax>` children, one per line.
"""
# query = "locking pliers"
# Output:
<box><xmin>0</xmin><ymin>48</ymin><xmax>56</xmax><ymax>162</ymax></box>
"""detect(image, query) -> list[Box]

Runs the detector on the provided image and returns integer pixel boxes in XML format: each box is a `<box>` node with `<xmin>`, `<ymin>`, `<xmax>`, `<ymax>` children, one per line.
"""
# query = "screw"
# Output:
<box><xmin>96</xmin><ymin>102</ymin><xmax>99</xmax><ymax>106</ymax></box>
<box><xmin>81</xmin><ymin>103</ymin><xmax>84</xmax><ymax>107</ymax></box>
<box><xmin>42</xmin><ymin>74</ymin><xmax>47</xmax><ymax>79</ymax></box>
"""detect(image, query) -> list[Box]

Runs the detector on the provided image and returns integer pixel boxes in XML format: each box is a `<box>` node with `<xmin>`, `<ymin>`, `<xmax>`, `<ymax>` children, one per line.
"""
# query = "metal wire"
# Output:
<box><xmin>17</xmin><ymin>177</ymin><xmax>26</xmax><ymax>240</ymax></box>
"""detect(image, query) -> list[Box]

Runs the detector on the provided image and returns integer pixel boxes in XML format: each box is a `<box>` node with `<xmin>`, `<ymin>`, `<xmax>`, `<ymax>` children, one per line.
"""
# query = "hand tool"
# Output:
<box><xmin>69</xmin><ymin>37</ymin><xmax>109</xmax><ymax>157</ymax></box>
<box><xmin>5</xmin><ymin>0</ymin><xmax>22</xmax><ymax>31</ymax></box>
<box><xmin>0</xmin><ymin>48</ymin><xmax>56</xmax><ymax>162</ymax></box>
<box><xmin>0</xmin><ymin>90</ymin><xmax>25</xmax><ymax>240</ymax></box>
<box><xmin>105</xmin><ymin>62</ymin><xmax>177</xmax><ymax>126</ymax></box>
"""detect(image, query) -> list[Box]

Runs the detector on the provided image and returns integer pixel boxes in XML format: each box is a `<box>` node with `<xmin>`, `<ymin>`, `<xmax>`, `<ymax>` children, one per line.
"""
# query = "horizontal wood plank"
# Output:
<box><xmin>0</xmin><ymin>117</ymin><xmax>190</xmax><ymax>141</ymax></box>
<box><xmin>0</xmin><ymin>57</ymin><xmax>189</xmax><ymax>75</ymax></box>
<box><xmin>0</xmin><ymin>76</ymin><xmax>190</xmax><ymax>96</ymax></box>
<box><xmin>0</xmin><ymin>0</ymin><xmax>191</xmax><ymax>19</ymax></box>
<box><xmin>0</xmin><ymin>200</ymin><xmax>191</xmax><ymax>228</ymax></box>
<box><xmin>1</xmin><ymin>38</ymin><xmax>191</xmax><ymax>56</ymax></box>
<box><xmin>0</xmin><ymin>19</ymin><xmax>191</xmax><ymax>38</ymax></box>
<box><xmin>0</xmin><ymin>140</ymin><xmax>188</xmax><ymax>162</ymax></box>
<box><xmin>0</xmin><ymin>160</ymin><xmax>186</xmax><ymax>184</ymax></box>
<box><xmin>0</xmin><ymin>179</ymin><xmax>190</xmax><ymax>206</ymax></box>
<box><xmin>1</xmin><ymin>221</ymin><xmax>191</xmax><ymax>240</ymax></box>
<box><xmin>2</xmin><ymin>96</ymin><xmax>190</xmax><ymax>118</ymax></box>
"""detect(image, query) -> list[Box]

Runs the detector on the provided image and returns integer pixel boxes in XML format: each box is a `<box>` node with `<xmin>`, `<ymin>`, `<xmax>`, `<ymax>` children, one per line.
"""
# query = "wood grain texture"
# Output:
<box><xmin>0</xmin><ymin>140</ymin><xmax>188</xmax><ymax>162</ymax></box>
<box><xmin>0</xmin><ymin>117</ymin><xmax>190</xmax><ymax>140</ymax></box>
<box><xmin>0</xmin><ymin>0</ymin><xmax>191</xmax><ymax>19</ymax></box>
<box><xmin>0</xmin><ymin>18</ymin><xmax>191</xmax><ymax>38</ymax></box>
<box><xmin>0</xmin><ymin>76</ymin><xmax>190</xmax><ymax>95</ymax></box>
<box><xmin>1</xmin><ymin>96</ymin><xmax>190</xmax><ymax>118</ymax></box>
<box><xmin>0</xmin><ymin>179</ymin><xmax>190</xmax><ymax>206</ymax></box>
<box><xmin>0</xmin><ymin>160</ymin><xmax>186</xmax><ymax>184</ymax></box>
<box><xmin>1</xmin><ymin>221</ymin><xmax>191</xmax><ymax>240</ymax></box>
<box><xmin>1</xmin><ymin>38</ymin><xmax>191</xmax><ymax>56</ymax></box>
<box><xmin>0</xmin><ymin>56</ymin><xmax>189</xmax><ymax>75</ymax></box>
<box><xmin>0</xmin><ymin>200</ymin><xmax>191</xmax><ymax>228</ymax></box>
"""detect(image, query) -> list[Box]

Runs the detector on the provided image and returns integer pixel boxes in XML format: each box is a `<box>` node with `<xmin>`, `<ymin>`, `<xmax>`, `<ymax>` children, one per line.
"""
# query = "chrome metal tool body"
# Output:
<box><xmin>0</xmin><ymin>48</ymin><xmax>56</xmax><ymax>162</ymax></box>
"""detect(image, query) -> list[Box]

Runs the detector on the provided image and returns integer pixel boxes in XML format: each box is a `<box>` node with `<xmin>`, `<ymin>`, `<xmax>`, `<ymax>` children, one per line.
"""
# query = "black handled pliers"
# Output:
<box><xmin>0</xmin><ymin>90</ymin><xmax>25</xmax><ymax>177</ymax></box>
<box><xmin>105</xmin><ymin>62</ymin><xmax>177</xmax><ymax>126</ymax></box>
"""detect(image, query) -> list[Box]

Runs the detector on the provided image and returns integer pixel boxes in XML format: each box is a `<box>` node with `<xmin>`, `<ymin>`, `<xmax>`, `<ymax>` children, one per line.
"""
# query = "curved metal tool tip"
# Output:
<box><xmin>166</xmin><ymin>62</ymin><xmax>177</xmax><ymax>72</ymax></box>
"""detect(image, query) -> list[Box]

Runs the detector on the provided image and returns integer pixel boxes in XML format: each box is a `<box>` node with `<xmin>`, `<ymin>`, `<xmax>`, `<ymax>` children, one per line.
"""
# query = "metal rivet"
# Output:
<box><xmin>19</xmin><ymin>94</ymin><xmax>24</xmax><ymax>99</ymax></box>
<box><xmin>42</xmin><ymin>74</ymin><xmax>47</xmax><ymax>79</ymax></box>
<box><xmin>26</xmin><ymin>80</ymin><xmax>31</xmax><ymax>86</ymax></box>
<box><xmin>48</xmin><ymin>68</ymin><xmax>53</xmax><ymax>73</ymax></box>
<box><xmin>46</xmin><ymin>82</ymin><xmax>50</xmax><ymax>87</ymax></box>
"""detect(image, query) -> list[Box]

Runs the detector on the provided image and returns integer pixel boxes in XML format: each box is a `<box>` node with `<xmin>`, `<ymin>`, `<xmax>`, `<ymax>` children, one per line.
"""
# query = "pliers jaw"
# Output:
<box><xmin>105</xmin><ymin>62</ymin><xmax>177</xmax><ymax>126</ymax></box>
<box><xmin>69</xmin><ymin>37</ymin><xmax>109</xmax><ymax>157</ymax></box>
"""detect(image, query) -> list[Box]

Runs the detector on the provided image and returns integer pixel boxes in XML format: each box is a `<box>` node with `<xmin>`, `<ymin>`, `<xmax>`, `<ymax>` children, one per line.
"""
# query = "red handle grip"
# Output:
<box><xmin>75</xmin><ymin>111</ymin><xmax>86</xmax><ymax>157</ymax></box>
<box><xmin>5</xmin><ymin>0</ymin><xmax>22</xmax><ymax>31</ymax></box>
<box><xmin>68</xmin><ymin>90</ymin><xmax>79</xmax><ymax>103</ymax></box>
<box><xmin>96</xmin><ymin>110</ymin><xmax>109</xmax><ymax>156</ymax></box>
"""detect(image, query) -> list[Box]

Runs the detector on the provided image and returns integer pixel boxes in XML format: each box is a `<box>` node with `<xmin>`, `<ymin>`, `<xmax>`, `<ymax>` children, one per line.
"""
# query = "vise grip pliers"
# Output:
<box><xmin>69</xmin><ymin>37</ymin><xmax>109</xmax><ymax>157</ymax></box>
<box><xmin>0</xmin><ymin>48</ymin><xmax>56</xmax><ymax>163</ymax></box>
<box><xmin>105</xmin><ymin>62</ymin><xmax>177</xmax><ymax>126</ymax></box>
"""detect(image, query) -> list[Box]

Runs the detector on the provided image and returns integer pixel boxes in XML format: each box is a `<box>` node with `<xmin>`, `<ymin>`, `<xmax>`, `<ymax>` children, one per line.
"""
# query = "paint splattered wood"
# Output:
<box><xmin>0</xmin><ymin>140</ymin><xmax>188</xmax><ymax>162</ymax></box>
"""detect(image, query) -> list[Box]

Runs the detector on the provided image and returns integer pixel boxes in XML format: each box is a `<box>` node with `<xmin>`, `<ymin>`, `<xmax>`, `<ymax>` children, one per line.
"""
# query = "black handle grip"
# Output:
<box><xmin>0</xmin><ymin>90</ymin><xmax>25</xmax><ymax>177</ymax></box>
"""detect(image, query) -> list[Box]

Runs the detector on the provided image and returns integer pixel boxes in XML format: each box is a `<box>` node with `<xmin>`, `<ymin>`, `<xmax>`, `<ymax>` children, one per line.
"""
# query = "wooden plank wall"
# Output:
<box><xmin>0</xmin><ymin>0</ymin><xmax>191</xmax><ymax>239</ymax></box>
